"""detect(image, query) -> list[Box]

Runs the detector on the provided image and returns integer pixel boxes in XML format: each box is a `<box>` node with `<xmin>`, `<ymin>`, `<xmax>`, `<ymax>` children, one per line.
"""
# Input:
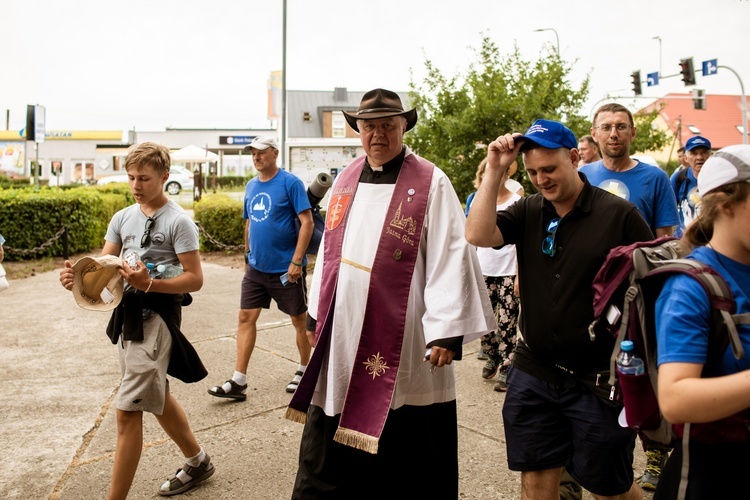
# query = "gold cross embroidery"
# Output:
<box><xmin>363</xmin><ymin>352</ymin><xmax>390</xmax><ymax>380</ymax></box>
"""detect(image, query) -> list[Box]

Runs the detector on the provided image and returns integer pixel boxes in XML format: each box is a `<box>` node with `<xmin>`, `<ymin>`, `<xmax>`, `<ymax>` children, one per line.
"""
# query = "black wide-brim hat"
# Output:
<box><xmin>343</xmin><ymin>88</ymin><xmax>418</xmax><ymax>133</ymax></box>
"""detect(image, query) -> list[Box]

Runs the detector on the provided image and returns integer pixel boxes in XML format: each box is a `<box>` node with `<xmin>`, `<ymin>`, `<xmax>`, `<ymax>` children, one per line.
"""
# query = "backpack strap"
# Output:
<box><xmin>678</xmin><ymin>422</ymin><xmax>691</xmax><ymax>500</ymax></box>
<box><xmin>646</xmin><ymin>259</ymin><xmax>745</xmax><ymax>362</ymax></box>
<box><xmin>607</xmin><ymin>285</ymin><xmax>638</xmax><ymax>388</ymax></box>
<box><xmin>675</xmin><ymin>167</ymin><xmax>689</xmax><ymax>202</ymax></box>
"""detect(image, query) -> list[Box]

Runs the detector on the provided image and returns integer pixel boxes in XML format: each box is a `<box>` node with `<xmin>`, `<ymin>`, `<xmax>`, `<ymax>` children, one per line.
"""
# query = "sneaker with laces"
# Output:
<box><xmin>158</xmin><ymin>453</ymin><xmax>215</xmax><ymax>496</ymax></box>
<box><xmin>482</xmin><ymin>359</ymin><xmax>499</xmax><ymax>379</ymax></box>
<box><xmin>493</xmin><ymin>368</ymin><xmax>508</xmax><ymax>392</ymax></box>
<box><xmin>638</xmin><ymin>448</ymin><xmax>668</xmax><ymax>491</ymax></box>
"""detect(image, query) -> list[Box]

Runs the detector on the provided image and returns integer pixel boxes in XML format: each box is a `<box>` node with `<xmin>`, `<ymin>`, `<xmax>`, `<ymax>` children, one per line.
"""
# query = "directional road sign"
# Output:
<box><xmin>647</xmin><ymin>72</ymin><xmax>659</xmax><ymax>86</ymax></box>
<box><xmin>702</xmin><ymin>59</ymin><xmax>718</xmax><ymax>76</ymax></box>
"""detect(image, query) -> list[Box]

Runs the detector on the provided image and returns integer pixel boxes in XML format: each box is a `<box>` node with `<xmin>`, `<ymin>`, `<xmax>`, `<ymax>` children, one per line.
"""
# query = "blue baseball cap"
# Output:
<box><xmin>518</xmin><ymin>119</ymin><xmax>578</xmax><ymax>150</ymax></box>
<box><xmin>685</xmin><ymin>135</ymin><xmax>712</xmax><ymax>152</ymax></box>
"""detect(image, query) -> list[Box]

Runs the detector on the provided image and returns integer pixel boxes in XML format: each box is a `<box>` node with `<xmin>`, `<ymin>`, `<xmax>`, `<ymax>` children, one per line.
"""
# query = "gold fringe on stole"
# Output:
<box><xmin>285</xmin><ymin>407</ymin><xmax>308</xmax><ymax>424</ymax></box>
<box><xmin>334</xmin><ymin>427</ymin><xmax>379</xmax><ymax>455</ymax></box>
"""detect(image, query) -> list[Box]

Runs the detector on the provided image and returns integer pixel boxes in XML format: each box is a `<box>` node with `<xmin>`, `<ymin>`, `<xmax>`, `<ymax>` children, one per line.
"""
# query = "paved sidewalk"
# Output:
<box><xmin>0</xmin><ymin>264</ymin><xmax>649</xmax><ymax>499</ymax></box>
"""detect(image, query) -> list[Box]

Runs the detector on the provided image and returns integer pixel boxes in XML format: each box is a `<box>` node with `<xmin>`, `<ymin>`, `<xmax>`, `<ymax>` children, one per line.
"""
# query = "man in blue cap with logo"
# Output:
<box><xmin>671</xmin><ymin>135</ymin><xmax>712</xmax><ymax>237</ymax></box>
<box><xmin>467</xmin><ymin>119</ymin><xmax>652</xmax><ymax>499</ymax></box>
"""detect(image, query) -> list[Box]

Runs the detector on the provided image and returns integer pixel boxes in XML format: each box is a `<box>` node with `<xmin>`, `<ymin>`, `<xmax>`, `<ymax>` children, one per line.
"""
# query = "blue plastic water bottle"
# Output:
<box><xmin>156</xmin><ymin>263</ymin><xmax>184</xmax><ymax>278</ymax></box>
<box><xmin>145</xmin><ymin>262</ymin><xmax>160</xmax><ymax>278</ymax></box>
<box><xmin>616</xmin><ymin>340</ymin><xmax>645</xmax><ymax>375</ymax></box>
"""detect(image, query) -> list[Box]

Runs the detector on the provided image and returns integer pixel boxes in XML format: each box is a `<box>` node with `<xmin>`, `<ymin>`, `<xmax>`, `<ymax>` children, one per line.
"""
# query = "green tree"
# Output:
<box><xmin>407</xmin><ymin>36</ymin><xmax>669</xmax><ymax>200</ymax></box>
<box><xmin>407</xmin><ymin>36</ymin><xmax>590</xmax><ymax>200</ymax></box>
<box><xmin>631</xmin><ymin>107</ymin><xmax>671</xmax><ymax>161</ymax></box>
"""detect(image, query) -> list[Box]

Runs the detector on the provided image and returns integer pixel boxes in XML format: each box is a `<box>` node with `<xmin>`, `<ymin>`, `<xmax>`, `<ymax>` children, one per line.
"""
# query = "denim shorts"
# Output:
<box><xmin>240</xmin><ymin>265</ymin><xmax>307</xmax><ymax>316</ymax></box>
<box><xmin>502</xmin><ymin>365</ymin><xmax>636</xmax><ymax>496</ymax></box>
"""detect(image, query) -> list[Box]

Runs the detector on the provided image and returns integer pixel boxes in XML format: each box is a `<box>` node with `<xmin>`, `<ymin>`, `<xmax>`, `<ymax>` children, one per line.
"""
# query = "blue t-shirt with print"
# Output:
<box><xmin>670</xmin><ymin>167</ymin><xmax>699</xmax><ymax>237</ymax></box>
<box><xmin>656</xmin><ymin>246</ymin><xmax>750</xmax><ymax>373</ymax></box>
<box><xmin>244</xmin><ymin>169</ymin><xmax>311</xmax><ymax>273</ymax></box>
<box><xmin>580</xmin><ymin>160</ymin><xmax>679</xmax><ymax>233</ymax></box>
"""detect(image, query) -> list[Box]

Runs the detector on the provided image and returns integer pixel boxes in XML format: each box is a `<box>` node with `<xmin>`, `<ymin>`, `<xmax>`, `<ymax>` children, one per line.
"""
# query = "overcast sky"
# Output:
<box><xmin>3</xmin><ymin>0</ymin><xmax>749</xmax><ymax>133</ymax></box>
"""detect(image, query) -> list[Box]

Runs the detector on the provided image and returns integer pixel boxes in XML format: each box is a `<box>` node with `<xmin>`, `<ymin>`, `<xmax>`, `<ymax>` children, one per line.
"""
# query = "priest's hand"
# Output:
<box><xmin>424</xmin><ymin>346</ymin><xmax>455</xmax><ymax>369</ymax></box>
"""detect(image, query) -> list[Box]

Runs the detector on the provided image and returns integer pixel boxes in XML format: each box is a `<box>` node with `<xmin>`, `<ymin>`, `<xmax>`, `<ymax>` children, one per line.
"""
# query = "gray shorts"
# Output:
<box><xmin>117</xmin><ymin>314</ymin><xmax>172</xmax><ymax>415</ymax></box>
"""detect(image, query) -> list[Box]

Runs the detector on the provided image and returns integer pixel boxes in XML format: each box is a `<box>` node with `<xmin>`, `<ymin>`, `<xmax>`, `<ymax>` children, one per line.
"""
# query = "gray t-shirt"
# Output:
<box><xmin>106</xmin><ymin>200</ymin><xmax>198</xmax><ymax>287</ymax></box>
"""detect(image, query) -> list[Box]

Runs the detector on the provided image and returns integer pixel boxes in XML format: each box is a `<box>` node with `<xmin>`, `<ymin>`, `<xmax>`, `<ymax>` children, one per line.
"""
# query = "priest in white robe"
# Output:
<box><xmin>286</xmin><ymin>88</ymin><xmax>494</xmax><ymax>500</ymax></box>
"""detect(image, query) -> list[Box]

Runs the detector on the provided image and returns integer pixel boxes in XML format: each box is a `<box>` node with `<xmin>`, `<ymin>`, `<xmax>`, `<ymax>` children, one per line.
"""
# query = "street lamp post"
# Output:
<box><xmin>718</xmin><ymin>65</ymin><xmax>748</xmax><ymax>145</ymax></box>
<box><xmin>281</xmin><ymin>0</ymin><xmax>287</xmax><ymax>168</ymax></box>
<box><xmin>534</xmin><ymin>28</ymin><xmax>559</xmax><ymax>55</ymax></box>
<box><xmin>652</xmin><ymin>35</ymin><xmax>662</xmax><ymax>77</ymax></box>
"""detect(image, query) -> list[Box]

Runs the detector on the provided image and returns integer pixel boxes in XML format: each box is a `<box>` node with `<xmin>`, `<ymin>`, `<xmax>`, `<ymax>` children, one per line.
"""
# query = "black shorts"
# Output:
<box><xmin>240</xmin><ymin>265</ymin><xmax>307</xmax><ymax>316</ymax></box>
<box><xmin>502</xmin><ymin>365</ymin><xmax>636</xmax><ymax>496</ymax></box>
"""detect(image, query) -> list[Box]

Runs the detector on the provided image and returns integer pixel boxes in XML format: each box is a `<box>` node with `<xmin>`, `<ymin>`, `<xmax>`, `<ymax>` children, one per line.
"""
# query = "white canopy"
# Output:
<box><xmin>170</xmin><ymin>144</ymin><xmax>219</xmax><ymax>162</ymax></box>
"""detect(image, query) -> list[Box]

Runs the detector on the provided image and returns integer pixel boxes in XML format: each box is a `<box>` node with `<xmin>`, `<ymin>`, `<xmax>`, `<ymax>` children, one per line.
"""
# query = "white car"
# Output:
<box><xmin>97</xmin><ymin>165</ymin><xmax>195</xmax><ymax>195</ymax></box>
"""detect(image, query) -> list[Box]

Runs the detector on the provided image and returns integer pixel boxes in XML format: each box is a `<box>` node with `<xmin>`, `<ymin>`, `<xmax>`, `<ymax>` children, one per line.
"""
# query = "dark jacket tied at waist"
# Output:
<box><xmin>106</xmin><ymin>289</ymin><xmax>208</xmax><ymax>383</ymax></box>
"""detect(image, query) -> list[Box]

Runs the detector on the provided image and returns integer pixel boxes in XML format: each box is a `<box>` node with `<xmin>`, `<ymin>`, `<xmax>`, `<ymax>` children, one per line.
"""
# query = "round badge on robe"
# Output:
<box><xmin>393</xmin><ymin>249</ymin><xmax>402</xmax><ymax>261</ymax></box>
<box><xmin>407</xmin><ymin>188</ymin><xmax>415</xmax><ymax>203</ymax></box>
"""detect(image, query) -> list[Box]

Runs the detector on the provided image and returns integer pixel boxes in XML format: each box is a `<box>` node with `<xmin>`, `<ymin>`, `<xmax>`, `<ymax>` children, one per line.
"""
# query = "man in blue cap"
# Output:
<box><xmin>671</xmin><ymin>135</ymin><xmax>712</xmax><ymax>237</ymax></box>
<box><xmin>466</xmin><ymin>119</ymin><xmax>652</xmax><ymax>499</ymax></box>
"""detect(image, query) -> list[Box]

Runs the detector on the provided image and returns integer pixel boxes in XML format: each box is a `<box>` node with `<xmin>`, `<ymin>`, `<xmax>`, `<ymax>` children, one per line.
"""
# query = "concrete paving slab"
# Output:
<box><xmin>0</xmin><ymin>263</ymin><xmax>651</xmax><ymax>499</ymax></box>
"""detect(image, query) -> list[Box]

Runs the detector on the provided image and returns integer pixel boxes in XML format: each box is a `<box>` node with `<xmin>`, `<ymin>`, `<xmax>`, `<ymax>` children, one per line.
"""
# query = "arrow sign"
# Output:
<box><xmin>702</xmin><ymin>59</ymin><xmax>718</xmax><ymax>76</ymax></box>
<box><xmin>647</xmin><ymin>72</ymin><xmax>659</xmax><ymax>86</ymax></box>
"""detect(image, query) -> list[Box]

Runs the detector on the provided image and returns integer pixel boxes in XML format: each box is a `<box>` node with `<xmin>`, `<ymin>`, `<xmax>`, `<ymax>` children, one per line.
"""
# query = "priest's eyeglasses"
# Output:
<box><xmin>542</xmin><ymin>218</ymin><xmax>561</xmax><ymax>257</ymax></box>
<box><xmin>141</xmin><ymin>217</ymin><xmax>156</xmax><ymax>248</ymax></box>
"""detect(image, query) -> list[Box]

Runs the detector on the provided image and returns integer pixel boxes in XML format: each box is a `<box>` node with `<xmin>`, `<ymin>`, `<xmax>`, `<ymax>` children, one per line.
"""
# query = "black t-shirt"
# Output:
<box><xmin>496</xmin><ymin>174</ymin><xmax>653</xmax><ymax>382</ymax></box>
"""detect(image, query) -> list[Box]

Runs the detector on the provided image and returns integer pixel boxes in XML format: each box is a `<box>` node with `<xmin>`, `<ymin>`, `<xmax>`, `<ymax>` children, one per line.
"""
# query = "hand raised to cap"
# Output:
<box><xmin>487</xmin><ymin>133</ymin><xmax>525</xmax><ymax>174</ymax></box>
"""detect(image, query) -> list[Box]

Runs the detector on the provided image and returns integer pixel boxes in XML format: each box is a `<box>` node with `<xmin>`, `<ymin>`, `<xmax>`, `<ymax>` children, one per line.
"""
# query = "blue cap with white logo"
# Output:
<box><xmin>685</xmin><ymin>135</ymin><xmax>712</xmax><ymax>152</ymax></box>
<box><xmin>518</xmin><ymin>119</ymin><xmax>578</xmax><ymax>150</ymax></box>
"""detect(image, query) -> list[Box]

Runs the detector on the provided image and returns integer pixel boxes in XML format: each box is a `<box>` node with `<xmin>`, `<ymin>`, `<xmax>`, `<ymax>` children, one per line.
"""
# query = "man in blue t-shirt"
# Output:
<box><xmin>580</xmin><ymin>103</ymin><xmax>679</xmax><ymax>239</ymax></box>
<box><xmin>209</xmin><ymin>136</ymin><xmax>314</xmax><ymax>400</ymax></box>
<box><xmin>671</xmin><ymin>135</ymin><xmax>712</xmax><ymax>237</ymax></box>
<box><xmin>582</xmin><ymin>102</ymin><xmax>679</xmax><ymax>491</ymax></box>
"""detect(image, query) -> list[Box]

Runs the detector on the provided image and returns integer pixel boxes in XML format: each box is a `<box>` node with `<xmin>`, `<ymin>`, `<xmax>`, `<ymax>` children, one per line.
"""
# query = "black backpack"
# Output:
<box><xmin>290</xmin><ymin>173</ymin><xmax>331</xmax><ymax>256</ymax></box>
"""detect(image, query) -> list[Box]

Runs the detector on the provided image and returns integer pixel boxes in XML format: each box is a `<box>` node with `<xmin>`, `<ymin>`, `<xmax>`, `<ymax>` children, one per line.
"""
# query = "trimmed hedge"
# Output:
<box><xmin>0</xmin><ymin>184</ymin><xmax>250</xmax><ymax>260</ymax></box>
<box><xmin>0</xmin><ymin>185</ymin><xmax>133</xmax><ymax>261</ymax></box>
<box><xmin>193</xmin><ymin>194</ymin><xmax>244</xmax><ymax>252</ymax></box>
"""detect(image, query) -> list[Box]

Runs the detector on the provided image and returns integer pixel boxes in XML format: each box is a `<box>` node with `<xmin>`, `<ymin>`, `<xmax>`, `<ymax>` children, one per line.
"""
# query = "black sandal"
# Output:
<box><xmin>286</xmin><ymin>370</ymin><xmax>304</xmax><ymax>393</ymax></box>
<box><xmin>208</xmin><ymin>380</ymin><xmax>247</xmax><ymax>401</ymax></box>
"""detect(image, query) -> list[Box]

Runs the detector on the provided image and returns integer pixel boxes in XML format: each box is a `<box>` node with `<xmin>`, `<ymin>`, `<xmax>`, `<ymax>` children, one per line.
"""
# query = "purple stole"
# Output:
<box><xmin>286</xmin><ymin>153</ymin><xmax>434</xmax><ymax>454</ymax></box>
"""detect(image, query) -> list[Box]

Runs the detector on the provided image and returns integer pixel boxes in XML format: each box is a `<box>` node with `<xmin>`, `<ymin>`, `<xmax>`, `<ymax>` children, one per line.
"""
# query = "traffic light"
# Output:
<box><xmin>679</xmin><ymin>58</ymin><xmax>696</xmax><ymax>86</ymax></box>
<box><xmin>25</xmin><ymin>105</ymin><xmax>35</xmax><ymax>141</ymax></box>
<box><xmin>692</xmin><ymin>89</ymin><xmax>707</xmax><ymax>110</ymax></box>
<box><xmin>631</xmin><ymin>71</ymin><xmax>642</xmax><ymax>95</ymax></box>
